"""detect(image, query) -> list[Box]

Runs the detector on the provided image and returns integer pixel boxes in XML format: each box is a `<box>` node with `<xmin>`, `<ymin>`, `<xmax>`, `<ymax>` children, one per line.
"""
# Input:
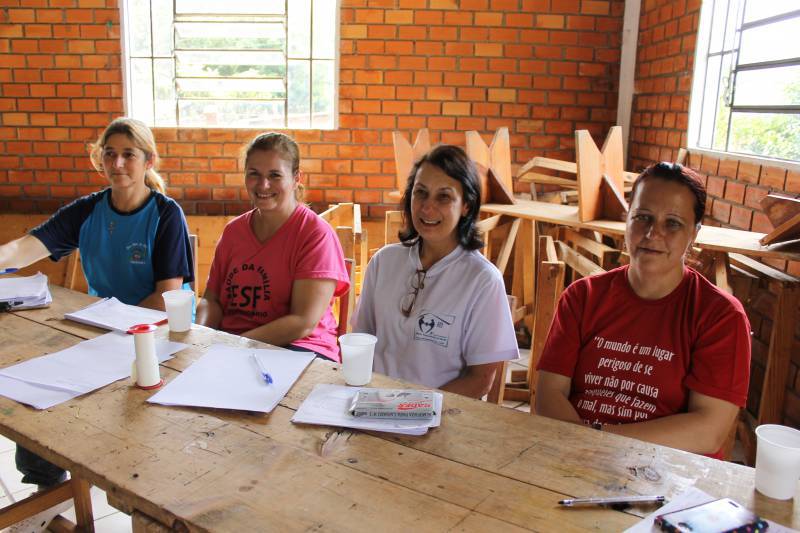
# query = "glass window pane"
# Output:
<box><xmin>177</xmin><ymin>77</ymin><xmax>285</xmax><ymax>100</ymax></box>
<box><xmin>125</xmin><ymin>0</ymin><xmax>152</xmax><ymax>56</ymax></box>
<box><xmin>175</xmin><ymin>0</ymin><xmax>284</xmax><ymax>15</ymax></box>
<box><xmin>312</xmin><ymin>59</ymin><xmax>335</xmax><ymax>129</ymax></box>
<box><xmin>287</xmin><ymin>60</ymin><xmax>310</xmax><ymax>129</ymax></box>
<box><xmin>131</xmin><ymin>58</ymin><xmax>154</xmax><ymax>124</ymax></box>
<box><xmin>153</xmin><ymin>58</ymin><xmax>175</xmax><ymax>126</ymax></box>
<box><xmin>151</xmin><ymin>0</ymin><xmax>173</xmax><ymax>57</ymax></box>
<box><xmin>708</xmin><ymin>0</ymin><xmax>734</xmax><ymax>54</ymax></box>
<box><xmin>288</xmin><ymin>0</ymin><xmax>311</xmax><ymax>58</ymax></box>
<box><xmin>744</xmin><ymin>0</ymin><xmax>798</xmax><ymax>24</ymax></box>
<box><xmin>175</xmin><ymin>51</ymin><xmax>285</xmax><ymax>78</ymax></box>
<box><xmin>711</xmin><ymin>53</ymin><xmax>734</xmax><ymax>151</ymax></box>
<box><xmin>697</xmin><ymin>54</ymin><xmax>722</xmax><ymax>148</ymax></box>
<box><xmin>312</xmin><ymin>0</ymin><xmax>337</xmax><ymax>59</ymax></box>
<box><xmin>739</xmin><ymin>17</ymin><xmax>800</xmax><ymax>64</ymax></box>
<box><xmin>175</xmin><ymin>22</ymin><xmax>285</xmax><ymax>51</ymax></box>
<box><xmin>178</xmin><ymin>99</ymin><xmax>285</xmax><ymax>128</ymax></box>
<box><xmin>734</xmin><ymin>65</ymin><xmax>800</xmax><ymax>106</ymax></box>
<box><xmin>728</xmin><ymin>111</ymin><xmax>800</xmax><ymax>160</ymax></box>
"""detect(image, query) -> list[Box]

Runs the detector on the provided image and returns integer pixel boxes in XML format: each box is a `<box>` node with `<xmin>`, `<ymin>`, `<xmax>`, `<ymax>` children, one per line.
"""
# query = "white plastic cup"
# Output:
<box><xmin>755</xmin><ymin>424</ymin><xmax>800</xmax><ymax>500</ymax></box>
<box><xmin>339</xmin><ymin>333</ymin><xmax>377</xmax><ymax>386</ymax></box>
<box><xmin>162</xmin><ymin>289</ymin><xmax>194</xmax><ymax>332</ymax></box>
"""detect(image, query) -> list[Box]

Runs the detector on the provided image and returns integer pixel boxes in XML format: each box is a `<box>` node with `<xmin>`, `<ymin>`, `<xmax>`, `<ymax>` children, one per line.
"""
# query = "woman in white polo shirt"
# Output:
<box><xmin>353</xmin><ymin>145</ymin><xmax>518</xmax><ymax>398</ymax></box>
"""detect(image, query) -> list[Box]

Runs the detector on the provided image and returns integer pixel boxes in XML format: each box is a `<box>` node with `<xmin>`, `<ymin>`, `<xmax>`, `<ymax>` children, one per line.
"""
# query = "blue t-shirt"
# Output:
<box><xmin>31</xmin><ymin>189</ymin><xmax>194</xmax><ymax>305</ymax></box>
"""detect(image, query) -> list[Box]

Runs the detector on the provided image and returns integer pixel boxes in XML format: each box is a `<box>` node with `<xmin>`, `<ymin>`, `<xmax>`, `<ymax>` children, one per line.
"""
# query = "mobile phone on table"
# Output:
<box><xmin>655</xmin><ymin>498</ymin><xmax>768</xmax><ymax>533</ymax></box>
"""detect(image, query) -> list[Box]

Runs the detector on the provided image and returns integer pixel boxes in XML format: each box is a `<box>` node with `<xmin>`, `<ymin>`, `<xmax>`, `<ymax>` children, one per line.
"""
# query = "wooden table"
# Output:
<box><xmin>0</xmin><ymin>284</ymin><xmax>797</xmax><ymax>532</ymax></box>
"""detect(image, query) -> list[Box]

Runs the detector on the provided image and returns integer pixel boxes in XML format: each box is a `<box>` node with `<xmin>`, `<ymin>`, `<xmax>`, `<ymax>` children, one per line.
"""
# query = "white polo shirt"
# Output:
<box><xmin>352</xmin><ymin>243</ymin><xmax>519</xmax><ymax>389</ymax></box>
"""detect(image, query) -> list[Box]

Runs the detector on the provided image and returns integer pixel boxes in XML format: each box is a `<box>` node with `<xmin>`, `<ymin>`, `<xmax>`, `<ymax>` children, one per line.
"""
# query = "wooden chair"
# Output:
<box><xmin>0</xmin><ymin>478</ymin><xmax>93</xmax><ymax>532</ymax></box>
<box><xmin>476</xmin><ymin>215</ymin><xmax>523</xmax><ymax>405</ymax></box>
<box><xmin>319</xmin><ymin>202</ymin><xmax>367</xmax><ymax>293</ymax></box>
<box><xmin>188</xmin><ymin>233</ymin><xmax>199</xmax><ymax>299</ymax></box>
<box><xmin>336</xmin><ymin>259</ymin><xmax>355</xmax><ymax>337</ymax></box>
<box><xmin>384</xmin><ymin>211</ymin><xmax>403</xmax><ymax>246</ymax></box>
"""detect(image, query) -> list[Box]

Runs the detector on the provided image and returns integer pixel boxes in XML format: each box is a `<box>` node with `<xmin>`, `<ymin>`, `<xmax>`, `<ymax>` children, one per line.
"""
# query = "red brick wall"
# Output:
<box><xmin>628</xmin><ymin>0</ymin><xmax>800</xmax><ymax>428</ymax></box>
<box><xmin>1</xmin><ymin>0</ymin><xmax>624</xmax><ymax>218</ymax></box>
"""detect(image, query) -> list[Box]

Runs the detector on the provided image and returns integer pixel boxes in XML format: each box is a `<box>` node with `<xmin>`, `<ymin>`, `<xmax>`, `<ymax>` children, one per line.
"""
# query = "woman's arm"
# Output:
<box><xmin>196</xmin><ymin>288</ymin><xmax>224</xmax><ymax>329</ymax></box>
<box><xmin>0</xmin><ymin>235</ymin><xmax>51</xmax><ymax>270</ymax></box>
<box><xmin>137</xmin><ymin>277</ymin><xmax>185</xmax><ymax>311</ymax></box>
<box><xmin>440</xmin><ymin>362</ymin><xmax>503</xmax><ymax>400</ymax></box>
<box><xmin>602</xmin><ymin>391</ymin><xmax>739</xmax><ymax>454</ymax></box>
<box><xmin>241</xmin><ymin>278</ymin><xmax>336</xmax><ymax>346</ymax></box>
<box><xmin>535</xmin><ymin>371</ymin><xmax>583</xmax><ymax>424</ymax></box>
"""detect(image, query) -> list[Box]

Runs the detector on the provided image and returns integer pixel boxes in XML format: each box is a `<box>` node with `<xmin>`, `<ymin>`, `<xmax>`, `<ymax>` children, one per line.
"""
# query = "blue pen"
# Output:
<box><xmin>0</xmin><ymin>268</ymin><xmax>19</xmax><ymax>275</ymax></box>
<box><xmin>251</xmin><ymin>353</ymin><xmax>273</xmax><ymax>385</ymax></box>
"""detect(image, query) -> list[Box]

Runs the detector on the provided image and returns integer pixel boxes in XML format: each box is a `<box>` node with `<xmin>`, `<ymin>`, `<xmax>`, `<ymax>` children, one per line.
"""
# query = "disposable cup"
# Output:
<box><xmin>162</xmin><ymin>289</ymin><xmax>194</xmax><ymax>332</ymax></box>
<box><xmin>339</xmin><ymin>333</ymin><xmax>377</xmax><ymax>386</ymax></box>
<box><xmin>755</xmin><ymin>424</ymin><xmax>800</xmax><ymax>500</ymax></box>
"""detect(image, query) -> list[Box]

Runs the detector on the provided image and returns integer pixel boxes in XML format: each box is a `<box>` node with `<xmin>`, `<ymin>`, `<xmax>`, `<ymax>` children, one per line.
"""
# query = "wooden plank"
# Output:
<box><xmin>575</xmin><ymin>129</ymin><xmax>603</xmax><ymax>223</ymax></box>
<box><xmin>760</xmin><ymin>211</ymin><xmax>800</xmax><ymax>245</ymax></box>
<box><xmin>0</xmin><ymin>481</ymin><xmax>77</xmax><ymax>530</ymax></box>
<box><xmin>336</xmin><ymin>226</ymin><xmax>355</xmax><ymax>261</ymax></box>
<box><xmin>518</xmin><ymin>173</ymin><xmax>578</xmax><ymax>187</ymax></box>
<box><xmin>601</xmin><ymin>172</ymin><xmax>629</xmax><ymax>222</ymax></box>
<box><xmin>555</xmin><ymin>241</ymin><xmax>605</xmax><ymax>278</ymax></box>
<box><xmin>713</xmin><ymin>251</ymin><xmax>733</xmax><ymax>295</ymax></box>
<box><xmin>392</xmin><ymin>129</ymin><xmax>430</xmax><ymax>198</ymax></box>
<box><xmin>729</xmin><ymin>253</ymin><xmax>800</xmax><ymax>283</ymax></box>
<box><xmin>560</xmin><ymin>227</ymin><xmax>619</xmax><ymax>266</ymax></box>
<box><xmin>758</xmin><ymin>284</ymin><xmax>800</xmax><ymax>425</ymax></box>
<box><xmin>481</xmin><ymin>200</ymin><xmax>800</xmax><ymax>262</ymax></box>
<box><xmin>384</xmin><ymin>211</ymin><xmax>403</xmax><ymax>246</ymax></box>
<box><xmin>760</xmin><ymin>194</ymin><xmax>800</xmax><ymax>228</ymax></box>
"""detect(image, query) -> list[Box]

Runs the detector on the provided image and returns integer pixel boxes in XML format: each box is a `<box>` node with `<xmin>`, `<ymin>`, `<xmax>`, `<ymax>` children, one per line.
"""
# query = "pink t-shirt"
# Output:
<box><xmin>206</xmin><ymin>204</ymin><xmax>349</xmax><ymax>361</ymax></box>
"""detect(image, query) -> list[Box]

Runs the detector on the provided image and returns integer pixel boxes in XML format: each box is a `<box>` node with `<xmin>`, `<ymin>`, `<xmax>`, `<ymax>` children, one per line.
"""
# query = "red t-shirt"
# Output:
<box><xmin>537</xmin><ymin>266</ymin><xmax>750</xmax><ymax>455</ymax></box>
<box><xmin>206</xmin><ymin>205</ymin><xmax>349</xmax><ymax>361</ymax></box>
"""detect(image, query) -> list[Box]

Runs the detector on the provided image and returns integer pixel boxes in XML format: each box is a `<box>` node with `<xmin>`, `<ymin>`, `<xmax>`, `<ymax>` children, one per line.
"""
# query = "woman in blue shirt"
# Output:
<box><xmin>0</xmin><ymin>118</ymin><xmax>194</xmax><ymax>517</ymax></box>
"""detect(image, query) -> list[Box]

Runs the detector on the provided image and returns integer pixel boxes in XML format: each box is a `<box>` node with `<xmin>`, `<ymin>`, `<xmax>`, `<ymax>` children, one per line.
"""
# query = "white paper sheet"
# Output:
<box><xmin>624</xmin><ymin>486</ymin><xmax>797</xmax><ymax>533</ymax></box>
<box><xmin>0</xmin><ymin>331</ymin><xmax>187</xmax><ymax>409</ymax></box>
<box><xmin>64</xmin><ymin>297</ymin><xmax>168</xmax><ymax>332</ymax></box>
<box><xmin>291</xmin><ymin>383</ymin><xmax>443</xmax><ymax>436</ymax></box>
<box><xmin>147</xmin><ymin>344</ymin><xmax>315</xmax><ymax>413</ymax></box>
<box><xmin>0</xmin><ymin>272</ymin><xmax>51</xmax><ymax>309</ymax></box>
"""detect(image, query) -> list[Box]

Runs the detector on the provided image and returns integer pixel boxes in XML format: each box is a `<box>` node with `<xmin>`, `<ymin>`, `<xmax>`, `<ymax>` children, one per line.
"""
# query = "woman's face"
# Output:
<box><xmin>410</xmin><ymin>163</ymin><xmax>468</xmax><ymax>250</ymax></box>
<box><xmin>245</xmin><ymin>149</ymin><xmax>298</xmax><ymax>214</ymax></box>
<box><xmin>102</xmin><ymin>133</ymin><xmax>152</xmax><ymax>192</ymax></box>
<box><xmin>625</xmin><ymin>177</ymin><xmax>699</xmax><ymax>278</ymax></box>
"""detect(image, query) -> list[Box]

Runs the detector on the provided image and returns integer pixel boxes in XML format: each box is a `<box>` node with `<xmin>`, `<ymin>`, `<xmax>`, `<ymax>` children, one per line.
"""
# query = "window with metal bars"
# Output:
<box><xmin>689</xmin><ymin>0</ymin><xmax>800</xmax><ymax>162</ymax></box>
<box><xmin>121</xmin><ymin>0</ymin><xmax>338</xmax><ymax>129</ymax></box>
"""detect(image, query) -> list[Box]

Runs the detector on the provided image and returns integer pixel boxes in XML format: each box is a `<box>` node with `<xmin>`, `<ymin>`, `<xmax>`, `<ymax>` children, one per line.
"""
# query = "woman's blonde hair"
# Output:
<box><xmin>242</xmin><ymin>132</ymin><xmax>304</xmax><ymax>202</ymax></box>
<box><xmin>89</xmin><ymin>117</ymin><xmax>166</xmax><ymax>195</ymax></box>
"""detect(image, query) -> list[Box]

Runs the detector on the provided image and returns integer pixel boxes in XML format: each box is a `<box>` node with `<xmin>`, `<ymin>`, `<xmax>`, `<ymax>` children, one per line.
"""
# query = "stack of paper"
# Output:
<box><xmin>148</xmin><ymin>344</ymin><xmax>315</xmax><ymax>413</ymax></box>
<box><xmin>65</xmin><ymin>297</ymin><xmax>168</xmax><ymax>332</ymax></box>
<box><xmin>0</xmin><ymin>272</ymin><xmax>52</xmax><ymax>310</ymax></box>
<box><xmin>292</xmin><ymin>384</ymin><xmax>443</xmax><ymax>436</ymax></box>
<box><xmin>0</xmin><ymin>331</ymin><xmax>187</xmax><ymax>409</ymax></box>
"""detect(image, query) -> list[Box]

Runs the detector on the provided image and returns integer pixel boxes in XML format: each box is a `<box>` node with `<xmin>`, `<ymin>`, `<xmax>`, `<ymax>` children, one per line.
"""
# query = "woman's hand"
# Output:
<box><xmin>535</xmin><ymin>371</ymin><xmax>583</xmax><ymax>424</ymax></box>
<box><xmin>196</xmin><ymin>288</ymin><xmax>224</xmax><ymax>329</ymax></box>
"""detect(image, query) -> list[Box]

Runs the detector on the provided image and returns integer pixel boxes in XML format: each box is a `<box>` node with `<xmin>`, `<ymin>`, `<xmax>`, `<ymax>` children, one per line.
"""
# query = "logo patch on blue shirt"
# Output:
<box><xmin>414</xmin><ymin>311</ymin><xmax>455</xmax><ymax>347</ymax></box>
<box><xmin>126</xmin><ymin>243</ymin><xmax>149</xmax><ymax>265</ymax></box>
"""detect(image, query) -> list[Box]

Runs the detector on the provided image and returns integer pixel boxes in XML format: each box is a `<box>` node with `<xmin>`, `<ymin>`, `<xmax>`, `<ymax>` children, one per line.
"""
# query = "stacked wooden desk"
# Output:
<box><xmin>0</xmin><ymin>284</ymin><xmax>797</xmax><ymax>531</ymax></box>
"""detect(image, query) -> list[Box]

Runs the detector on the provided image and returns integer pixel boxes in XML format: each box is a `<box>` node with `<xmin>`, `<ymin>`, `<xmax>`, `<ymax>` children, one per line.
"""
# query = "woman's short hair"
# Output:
<box><xmin>631</xmin><ymin>162</ymin><xmax>707</xmax><ymax>225</ymax></box>
<box><xmin>89</xmin><ymin>117</ymin><xmax>166</xmax><ymax>194</ymax></box>
<box><xmin>242</xmin><ymin>132</ymin><xmax>304</xmax><ymax>201</ymax></box>
<box><xmin>399</xmin><ymin>145</ymin><xmax>483</xmax><ymax>250</ymax></box>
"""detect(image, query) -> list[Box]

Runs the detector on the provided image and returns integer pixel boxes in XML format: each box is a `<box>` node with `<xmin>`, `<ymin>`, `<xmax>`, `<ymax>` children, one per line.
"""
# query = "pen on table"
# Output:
<box><xmin>251</xmin><ymin>353</ymin><xmax>273</xmax><ymax>385</ymax></box>
<box><xmin>0</xmin><ymin>268</ymin><xmax>18</xmax><ymax>275</ymax></box>
<box><xmin>558</xmin><ymin>495</ymin><xmax>665</xmax><ymax>507</ymax></box>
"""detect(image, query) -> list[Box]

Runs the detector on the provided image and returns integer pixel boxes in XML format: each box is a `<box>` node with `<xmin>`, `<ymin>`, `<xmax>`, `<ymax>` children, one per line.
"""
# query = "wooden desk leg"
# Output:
<box><xmin>72</xmin><ymin>477</ymin><xmax>94</xmax><ymax>531</ymax></box>
<box><xmin>0</xmin><ymin>476</ymin><xmax>93</xmax><ymax>532</ymax></box>
<box><xmin>521</xmin><ymin>219</ymin><xmax>536</xmax><ymax>333</ymax></box>
<box><xmin>132</xmin><ymin>510</ymin><xmax>181</xmax><ymax>533</ymax></box>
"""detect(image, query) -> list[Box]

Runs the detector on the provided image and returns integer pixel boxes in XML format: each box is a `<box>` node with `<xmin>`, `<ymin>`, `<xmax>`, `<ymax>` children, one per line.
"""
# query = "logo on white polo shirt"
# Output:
<box><xmin>414</xmin><ymin>311</ymin><xmax>455</xmax><ymax>347</ymax></box>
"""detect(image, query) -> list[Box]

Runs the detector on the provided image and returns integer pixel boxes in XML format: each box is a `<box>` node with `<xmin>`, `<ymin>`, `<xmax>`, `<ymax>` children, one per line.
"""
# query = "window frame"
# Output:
<box><xmin>688</xmin><ymin>0</ymin><xmax>800</xmax><ymax>168</ymax></box>
<box><xmin>118</xmin><ymin>0</ymin><xmax>340</xmax><ymax>130</ymax></box>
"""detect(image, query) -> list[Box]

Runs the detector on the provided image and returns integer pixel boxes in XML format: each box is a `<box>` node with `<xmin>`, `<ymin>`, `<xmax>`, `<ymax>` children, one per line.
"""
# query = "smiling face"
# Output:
<box><xmin>101</xmin><ymin>133</ymin><xmax>152</xmax><ymax>193</ymax></box>
<box><xmin>410</xmin><ymin>162</ymin><xmax>468</xmax><ymax>253</ymax></box>
<box><xmin>245</xmin><ymin>149</ymin><xmax>299</xmax><ymax>215</ymax></box>
<box><xmin>625</xmin><ymin>177</ymin><xmax>700</xmax><ymax>279</ymax></box>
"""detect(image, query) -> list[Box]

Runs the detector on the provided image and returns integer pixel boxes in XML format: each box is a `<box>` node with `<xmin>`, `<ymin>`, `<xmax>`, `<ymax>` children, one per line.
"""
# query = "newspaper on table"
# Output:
<box><xmin>291</xmin><ymin>384</ymin><xmax>444</xmax><ymax>436</ymax></box>
<box><xmin>0</xmin><ymin>272</ymin><xmax>52</xmax><ymax>310</ymax></box>
<box><xmin>0</xmin><ymin>331</ymin><xmax>187</xmax><ymax>409</ymax></box>
<box><xmin>65</xmin><ymin>297</ymin><xmax>168</xmax><ymax>332</ymax></box>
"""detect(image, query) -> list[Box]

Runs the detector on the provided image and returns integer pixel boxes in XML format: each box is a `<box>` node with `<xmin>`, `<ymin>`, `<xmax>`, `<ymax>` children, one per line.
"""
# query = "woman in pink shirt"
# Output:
<box><xmin>196</xmin><ymin>133</ymin><xmax>349</xmax><ymax>361</ymax></box>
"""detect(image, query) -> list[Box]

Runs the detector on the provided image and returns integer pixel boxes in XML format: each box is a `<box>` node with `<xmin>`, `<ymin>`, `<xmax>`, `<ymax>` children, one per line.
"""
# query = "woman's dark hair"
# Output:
<box><xmin>398</xmin><ymin>144</ymin><xmax>483</xmax><ymax>250</ymax></box>
<box><xmin>631</xmin><ymin>162</ymin><xmax>706</xmax><ymax>225</ymax></box>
